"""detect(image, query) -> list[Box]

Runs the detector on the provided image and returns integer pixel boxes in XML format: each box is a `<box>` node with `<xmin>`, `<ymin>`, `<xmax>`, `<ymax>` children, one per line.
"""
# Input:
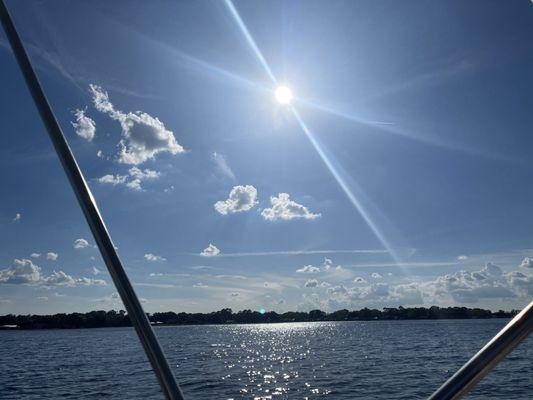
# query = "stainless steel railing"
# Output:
<box><xmin>0</xmin><ymin>2</ymin><xmax>184</xmax><ymax>399</ymax></box>
<box><xmin>428</xmin><ymin>301</ymin><xmax>532</xmax><ymax>399</ymax></box>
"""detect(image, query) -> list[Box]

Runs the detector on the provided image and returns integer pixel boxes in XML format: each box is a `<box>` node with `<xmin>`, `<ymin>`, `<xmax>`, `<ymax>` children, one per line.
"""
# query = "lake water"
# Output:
<box><xmin>0</xmin><ymin>319</ymin><xmax>531</xmax><ymax>399</ymax></box>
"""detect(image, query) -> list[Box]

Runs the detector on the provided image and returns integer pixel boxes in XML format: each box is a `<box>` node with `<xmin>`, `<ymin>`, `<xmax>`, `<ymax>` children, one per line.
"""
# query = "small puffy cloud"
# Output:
<box><xmin>457</xmin><ymin>255</ymin><xmax>468</xmax><ymax>261</ymax></box>
<box><xmin>30</xmin><ymin>253</ymin><xmax>41</xmax><ymax>258</ymax></box>
<box><xmin>91</xmin><ymin>266</ymin><xmax>102</xmax><ymax>275</ymax></box>
<box><xmin>74</xmin><ymin>238</ymin><xmax>90</xmax><ymax>249</ymax></box>
<box><xmin>46</xmin><ymin>252</ymin><xmax>58</xmax><ymax>261</ymax></box>
<box><xmin>97</xmin><ymin>150</ymin><xmax>104</xmax><ymax>158</ymax></box>
<box><xmin>296</xmin><ymin>265</ymin><xmax>320</xmax><ymax>274</ymax></box>
<box><xmin>98</xmin><ymin>167</ymin><xmax>160</xmax><ymax>191</ymax></box>
<box><xmin>323</xmin><ymin>258</ymin><xmax>333</xmax><ymax>271</ymax></box>
<box><xmin>200</xmin><ymin>244</ymin><xmax>220</xmax><ymax>257</ymax></box>
<box><xmin>519</xmin><ymin>257</ymin><xmax>533</xmax><ymax>269</ymax></box>
<box><xmin>71</xmin><ymin>108</ymin><xmax>96</xmax><ymax>141</ymax></box>
<box><xmin>89</xmin><ymin>84</ymin><xmax>185</xmax><ymax>165</ymax></box>
<box><xmin>371</xmin><ymin>272</ymin><xmax>383</xmax><ymax>279</ymax></box>
<box><xmin>261</xmin><ymin>193</ymin><xmax>320</xmax><ymax>221</ymax></box>
<box><xmin>212</xmin><ymin>152</ymin><xmax>236</xmax><ymax>181</ymax></box>
<box><xmin>144</xmin><ymin>253</ymin><xmax>166</xmax><ymax>262</ymax></box>
<box><xmin>12</xmin><ymin>213</ymin><xmax>21</xmax><ymax>222</ymax></box>
<box><xmin>214</xmin><ymin>185</ymin><xmax>257</xmax><ymax>215</ymax></box>
<box><xmin>304</xmin><ymin>279</ymin><xmax>319</xmax><ymax>288</ymax></box>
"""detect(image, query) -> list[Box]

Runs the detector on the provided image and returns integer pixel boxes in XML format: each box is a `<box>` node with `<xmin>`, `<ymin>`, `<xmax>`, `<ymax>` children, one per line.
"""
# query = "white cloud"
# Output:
<box><xmin>519</xmin><ymin>257</ymin><xmax>533</xmax><ymax>269</ymax></box>
<box><xmin>144</xmin><ymin>253</ymin><xmax>166</xmax><ymax>262</ymax></box>
<box><xmin>97</xmin><ymin>150</ymin><xmax>104</xmax><ymax>158</ymax></box>
<box><xmin>200</xmin><ymin>244</ymin><xmax>220</xmax><ymax>257</ymax></box>
<box><xmin>98</xmin><ymin>167</ymin><xmax>160</xmax><ymax>191</ymax></box>
<box><xmin>296</xmin><ymin>265</ymin><xmax>320</xmax><ymax>274</ymax></box>
<box><xmin>74</xmin><ymin>238</ymin><xmax>90</xmax><ymax>249</ymax></box>
<box><xmin>214</xmin><ymin>185</ymin><xmax>257</xmax><ymax>215</ymax></box>
<box><xmin>304</xmin><ymin>279</ymin><xmax>319</xmax><ymax>288</ymax></box>
<box><xmin>46</xmin><ymin>252</ymin><xmax>58</xmax><ymax>261</ymax></box>
<box><xmin>71</xmin><ymin>108</ymin><xmax>96</xmax><ymax>141</ymax></box>
<box><xmin>212</xmin><ymin>152</ymin><xmax>236</xmax><ymax>181</ymax></box>
<box><xmin>98</xmin><ymin>174</ymin><xmax>127</xmax><ymax>185</ymax></box>
<box><xmin>371</xmin><ymin>272</ymin><xmax>383</xmax><ymax>279</ymax></box>
<box><xmin>30</xmin><ymin>253</ymin><xmax>41</xmax><ymax>258</ymax></box>
<box><xmin>12</xmin><ymin>213</ymin><xmax>21</xmax><ymax>222</ymax></box>
<box><xmin>0</xmin><ymin>259</ymin><xmax>41</xmax><ymax>284</ymax></box>
<box><xmin>89</xmin><ymin>84</ymin><xmax>185</xmax><ymax>165</ymax></box>
<box><xmin>457</xmin><ymin>255</ymin><xmax>468</xmax><ymax>261</ymax></box>
<box><xmin>261</xmin><ymin>193</ymin><xmax>320</xmax><ymax>221</ymax></box>
<box><xmin>193</xmin><ymin>282</ymin><xmax>208</xmax><ymax>288</ymax></box>
<box><xmin>424</xmin><ymin>263</ymin><xmax>526</xmax><ymax>303</ymax></box>
<box><xmin>91</xmin><ymin>266</ymin><xmax>102</xmax><ymax>275</ymax></box>
<box><xmin>0</xmin><ymin>259</ymin><xmax>106</xmax><ymax>287</ymax></box>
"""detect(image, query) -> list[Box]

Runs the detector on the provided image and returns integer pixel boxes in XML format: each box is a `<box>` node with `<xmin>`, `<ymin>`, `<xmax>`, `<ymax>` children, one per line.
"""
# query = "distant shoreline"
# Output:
<box><xmin>0</xmin><ymin>306</ymin><xmax>519</xmax><ymax>330</ymax></box>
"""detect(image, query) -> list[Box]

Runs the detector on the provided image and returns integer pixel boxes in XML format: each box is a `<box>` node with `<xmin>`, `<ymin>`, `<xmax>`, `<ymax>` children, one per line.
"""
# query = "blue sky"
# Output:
<box><xmin>1</xmin><ymin>0</ymin><xmax>532</xmax><ymax>314</ymax></box>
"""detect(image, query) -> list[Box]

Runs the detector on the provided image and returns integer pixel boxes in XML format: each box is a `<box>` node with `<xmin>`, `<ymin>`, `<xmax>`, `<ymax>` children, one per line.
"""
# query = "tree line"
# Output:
<box><xmin>0</xmin><ymin>306</ymin><xmax>519</xmax><ymax>330</ymax></box>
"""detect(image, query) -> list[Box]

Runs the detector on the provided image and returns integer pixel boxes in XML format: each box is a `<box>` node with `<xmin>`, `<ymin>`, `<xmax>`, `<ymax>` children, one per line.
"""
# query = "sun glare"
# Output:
<box><xmin>275</xmin><ymin>85</ymin><xmax>293</xmax><ymax>105</ymax></box>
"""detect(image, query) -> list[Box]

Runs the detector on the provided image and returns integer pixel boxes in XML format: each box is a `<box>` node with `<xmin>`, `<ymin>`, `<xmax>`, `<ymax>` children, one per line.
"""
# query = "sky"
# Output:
<box><xmin>0</xmin><ymin>0</ymin><xmax>532</xmax><ymax>314</ymax></box>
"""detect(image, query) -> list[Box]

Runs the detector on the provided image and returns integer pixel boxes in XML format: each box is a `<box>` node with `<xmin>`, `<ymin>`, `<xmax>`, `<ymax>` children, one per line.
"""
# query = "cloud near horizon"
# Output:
<box><xmin>0</xmin><ymin>259</ymin><xmax>106</xmax><ymax>287</ymax></box>
<box><xmin>201</xmin><ymin>244</ymin><xmax>220</xmax><ymax>257</ymax></box>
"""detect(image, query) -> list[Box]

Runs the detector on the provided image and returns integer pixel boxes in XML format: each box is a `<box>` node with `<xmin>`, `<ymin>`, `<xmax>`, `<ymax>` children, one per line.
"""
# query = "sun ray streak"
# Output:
<box><xmin>291</xmin><ymin>108</ymin><xmax>402</xmax><ymax>265</ymax></box>
<box><xmin>223</xmin><ymin>0</ymin><xmax>401</xmax><ymax>265</ymax></box>
<box><xmin>224</xmin><ymin>0</ymin><xmax>277</xmax><ymax>84</ymax></box>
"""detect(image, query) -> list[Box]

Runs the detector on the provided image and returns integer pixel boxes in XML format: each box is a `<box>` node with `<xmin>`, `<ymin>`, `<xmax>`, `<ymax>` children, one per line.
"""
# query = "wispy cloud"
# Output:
<box><xmin>212</xmin><ymin>152</ymin><xmax>236</xmax><ymax>181</ymax></box>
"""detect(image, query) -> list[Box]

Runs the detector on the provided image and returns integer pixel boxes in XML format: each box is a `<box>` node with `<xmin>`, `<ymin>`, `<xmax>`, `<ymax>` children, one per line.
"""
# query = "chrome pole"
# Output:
<box><xmin>428</xmin><ymin>301</ymin><xmax>533</xmax><ymax>400</ymax></box>
<box><xmin>0</xmin><ymin>2</ymin><xmax>185</xmax><ymax>399</ymax></box>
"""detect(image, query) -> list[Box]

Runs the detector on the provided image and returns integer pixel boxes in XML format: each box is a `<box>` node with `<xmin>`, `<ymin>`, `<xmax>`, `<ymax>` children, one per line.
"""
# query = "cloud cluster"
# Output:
<box><xmin>71</xmin><ymin>109</ymin><xmax>96</xmax><ymax>141</ymax></box>
<box><xmin>261</xmin><ymin>193</ymin><xmax>320</xmax><ymax>221</ymax></box>
<box><xmin>46</xmin><ymin>252</ymin><xmax>58</xmax><ymax>261</ymax></box>
<box><xmin>0</xmin><ymin>259</ymin><xmax>106</xmax><ymax>287</ymax></box>
<box><xmin>98</xmin><ymin>167</ymin><xmax>160</xmax><ymax>191</ymax></box>
<box><xmin>426</xmin><ymin>262</ymin><xmax>531</xmax><ymax>303</ymax></box>
<box><xmin>201</xmin><ymin>244</ymin><xmax>220</xmax><ymax>257</ymax></box>
<box><xmin>89</xmin><ymin>84</ymin><xmax>185</xmax><ymax>165</ymax></box>
<box><xmin>313</xmin><ymin>262</ymin><xmax>532</xmax><ymax>310</ymax></box>
<box><xmin>214</xmin><ymin>185</ymin><xmax>257</xmax><ymax>215</ymax></box>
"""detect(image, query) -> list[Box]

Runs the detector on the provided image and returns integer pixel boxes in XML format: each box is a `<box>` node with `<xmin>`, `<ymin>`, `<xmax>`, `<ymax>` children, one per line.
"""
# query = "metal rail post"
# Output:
<box><xmin>428</xmin><ymin>301</ymin><xmax>532</xmax><ymax>399</ymax></box>
<box><xmin>0</xmin><ymin>2</ymin><xmax>185</xmax><ymax>399</ymax></box>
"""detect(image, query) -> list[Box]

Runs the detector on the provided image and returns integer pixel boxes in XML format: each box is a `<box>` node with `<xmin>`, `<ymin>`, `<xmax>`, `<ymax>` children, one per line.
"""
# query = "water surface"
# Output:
<box><xmin>0</xmin><ymin>319</ymin><xmax>531</xmax><ymax>399</ymax></box>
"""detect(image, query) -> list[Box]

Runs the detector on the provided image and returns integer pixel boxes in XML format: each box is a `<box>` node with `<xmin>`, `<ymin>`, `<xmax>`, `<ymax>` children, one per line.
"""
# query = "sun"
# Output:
<box><xmin>275</xmin><ymin>85</ymin><xmax>293</xmax><ymax>105</ymax></box>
